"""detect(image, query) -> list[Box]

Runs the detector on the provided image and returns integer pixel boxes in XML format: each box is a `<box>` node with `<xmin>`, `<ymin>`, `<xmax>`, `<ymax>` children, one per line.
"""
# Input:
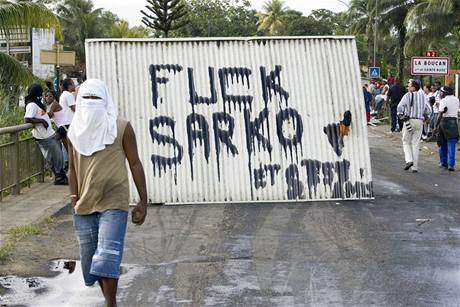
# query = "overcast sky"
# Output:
<box><xmin>92</xmin><ymin>0</ymin><xmax>350</xmax><ymax>27</ymax></box>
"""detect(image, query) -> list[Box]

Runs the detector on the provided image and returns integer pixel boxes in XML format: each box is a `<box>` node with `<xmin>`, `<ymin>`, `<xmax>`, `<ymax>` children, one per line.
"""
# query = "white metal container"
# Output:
<box><xmin>85</xmin><ymin>37</ymin><xmax>373</xmax><ymax>204</ymax></box>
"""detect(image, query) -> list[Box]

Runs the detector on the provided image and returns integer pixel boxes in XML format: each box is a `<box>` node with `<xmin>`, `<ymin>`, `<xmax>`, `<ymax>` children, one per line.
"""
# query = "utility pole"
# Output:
<box><xmin>373</xmin><ymin>0</ymin><xmax>378</xmax><ymax>67</ymax></box>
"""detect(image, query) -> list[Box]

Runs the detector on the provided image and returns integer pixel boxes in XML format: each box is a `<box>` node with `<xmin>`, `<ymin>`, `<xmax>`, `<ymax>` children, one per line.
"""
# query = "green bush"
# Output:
<box><xmin>0</xmin><ymin>90</ymin><xmax>32</xmax><ymax>144</ymax></box>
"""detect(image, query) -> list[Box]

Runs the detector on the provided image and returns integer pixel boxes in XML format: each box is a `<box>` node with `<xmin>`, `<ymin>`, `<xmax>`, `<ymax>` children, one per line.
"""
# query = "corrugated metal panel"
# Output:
<box><xmin>85</xmin><ymin>37</ymin><xmax>373</xmax><ymax>204</ymax></box>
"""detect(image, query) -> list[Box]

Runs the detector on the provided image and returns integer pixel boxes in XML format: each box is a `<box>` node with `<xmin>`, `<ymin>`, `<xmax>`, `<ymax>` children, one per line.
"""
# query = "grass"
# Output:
<box><xmin>0</xmin><ymin>217</ymin><xmax>55</xmax><ymax>264</ymax></box>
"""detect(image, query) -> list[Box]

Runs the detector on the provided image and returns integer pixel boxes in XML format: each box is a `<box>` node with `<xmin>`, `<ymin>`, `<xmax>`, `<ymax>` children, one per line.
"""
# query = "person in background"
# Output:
<box><xmin>421</xmin><ymin>84</ymin><xmax>433</xmax><ymax>140</ymax></box>
<box><xmin>430</xmin><ymin>81</ymin><xmax>443</xmax><ymax>133</ymax></box>
<box><xmin>24</xmin><ymin>84</ymin><xmax>68</xmax><ymax>185</ymax></box>
<box><xmin>68</xmin><ymin>79</ymin><xmax>147</xmax><ymax>307</ymax></box>
<box><xmin>387</xmin><ymin>74</ymin><xmax>395</xmax><ymax>86</ymax></box>
<box><xmin>374</xmin><ymin>79</ymin><xmax>389</xmax><ymax>117</ymax></box>
<box><xmin>436</xmin><ymin>86</ymin><xmax>459</xmax><ymax>171</ymax></box>
<box><xmin>59</xmin><ymin>78</ymin><xmax>76</xmax><ymax>123</ymax></box>
<box><xmin>363</xmin><ymin>85</ymin><xmax>372</xmax><ymax>123</ymax></box>
<box><xmin>387</xmin><ymin>81</ymin><xmax>406</xmax><ymax>132</ymax></box>
<box><xmin>46</xmin><ymin>90</ymin><xmax>73</xmax><ymax>153</ymax></box>
<box><xmin>397</xmin><ymin>79</ymin><xmax>432</xmax><ymax>173</ymax></box>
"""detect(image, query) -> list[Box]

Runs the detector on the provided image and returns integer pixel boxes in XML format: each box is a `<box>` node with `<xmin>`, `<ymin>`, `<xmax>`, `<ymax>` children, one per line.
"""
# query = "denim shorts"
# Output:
<box><xmin>73</xmin><ymin>209</ymin><xmax>128</xmax><ymax>286</ymax></box>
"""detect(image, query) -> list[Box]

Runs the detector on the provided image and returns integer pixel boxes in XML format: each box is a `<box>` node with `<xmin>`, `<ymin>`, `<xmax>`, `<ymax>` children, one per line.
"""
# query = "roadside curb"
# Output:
<box><xmin>49</xmin><ymin>202</ymin><xmax>72</xmax><ymax>219</ymax></box>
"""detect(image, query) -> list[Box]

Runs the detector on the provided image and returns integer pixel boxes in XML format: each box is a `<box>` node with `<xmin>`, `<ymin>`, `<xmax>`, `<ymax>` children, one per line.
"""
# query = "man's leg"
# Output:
<box><xmin>38</xmin><ymin>136</ymin><xmax>65</xmax><ymax>182</ymax></box>
<box><xmin>447</xmin><ymin>138</ymin><xmax>457</xmax><ymax>168</ymax></box>
<box><xmin>100</xmin><ymin>278</ymin><xmax>119</xmax><ymax>306</ymax></box>
<box><xmin>90</xmin><ymin>210</ymin><xmax>128</xmax><ymax>307</ymax></box>
<box><xmin>410</xmin><ymin>119</ymin><xmax>423</xmax><ymax>171</ymax></box>
<box><xmin>402</xmin><ymin>123</ymin><xmax>413</xmax><ymax>165</ymax></box>
<box><xmin>439</xmin><ymin>142</ymin><xmax>448</xmax><ymax>167</ymax></box>
<box><xmin>48</xmin><ymin>137</ymin><xmax>64</xmax><ymax>174</ymax></box>
<box><xmin>390</xmin><ymin>107</ymin><xmax>397</xmax><ymax>131</ymax></box>
<box><xmin>36</xmin><ymin>138</ymin><xmax>54</xmax><ymax>171</ymax></box>
<box><xmin>73</xmin><ymin>212</ymin><xmax>100</xmax><ymax>287</ymax></box>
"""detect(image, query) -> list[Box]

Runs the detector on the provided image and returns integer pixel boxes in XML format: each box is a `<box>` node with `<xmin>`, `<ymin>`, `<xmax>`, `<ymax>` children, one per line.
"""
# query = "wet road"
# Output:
<box><xmin>1</xmin><ymin>129</ymin><xmax>460</xmax><ymax>306</ymax></box>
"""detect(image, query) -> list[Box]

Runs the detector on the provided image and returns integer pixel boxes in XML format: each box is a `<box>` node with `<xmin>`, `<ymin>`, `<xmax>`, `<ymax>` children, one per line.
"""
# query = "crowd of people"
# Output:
<box><xmin>24</xmin><ymin>78</ymin><xmax>79</xmax><ymax>185</ymax></box>
<box><xmin>363</xmin><ymin>77</ymin><xmax>459</xmax><ymax>172</ymax></box>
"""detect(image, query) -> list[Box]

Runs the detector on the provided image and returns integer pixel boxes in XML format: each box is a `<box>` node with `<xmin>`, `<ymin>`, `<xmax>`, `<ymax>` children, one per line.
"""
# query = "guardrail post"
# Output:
<box><xmin>39</xmin><ymin>144</ymin><xmax>45</xmax><ymax>183</ymax></box>
<box><xmin>12</xmin><ymin>131</ymin><xmax>20</xmax><ymax>195</ymax></box>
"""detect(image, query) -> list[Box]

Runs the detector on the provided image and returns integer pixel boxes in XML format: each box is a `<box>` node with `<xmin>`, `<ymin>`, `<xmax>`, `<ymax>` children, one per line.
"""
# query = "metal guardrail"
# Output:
<box><xmin>0</xmin><ymin>123</ymin><xmax>45</xmax><ymax>201</ymax></box>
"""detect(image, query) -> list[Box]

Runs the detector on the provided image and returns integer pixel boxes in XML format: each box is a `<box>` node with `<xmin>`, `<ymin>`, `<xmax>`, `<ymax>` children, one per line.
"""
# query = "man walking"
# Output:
<box><xmin>387</xmin><ymin>81</ymin><xmax>406</xmax><ymax>132</ymax></box>
<box><xmin>397</xmin><ymin>79</ymin><xmax>432</xmax><ymax>172</ymax></box>
<box><xmin>68</xmin><ymin>79</ymin><xmax>147</xmax><ymax>307</ymax></box>
<box><xmin>437</xmin><ymin>86</ymin><xmax>459</xmax><ymax>171</ymax></box>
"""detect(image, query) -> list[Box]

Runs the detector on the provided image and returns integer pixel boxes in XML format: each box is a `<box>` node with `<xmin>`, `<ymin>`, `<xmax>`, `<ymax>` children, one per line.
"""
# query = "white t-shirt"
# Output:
<box><xmin>59</xmin><ymin>91</ymin><xmax>76</xmax><ymax>123</ymax></box>
<box><xmin>24</xmin><ymin>103</ymin><xmax>55</xmax><ymax>139</ymax></box>
<box><xmin>439</xmin><ymin>95</ymin><xmax>460</xmax><ymax>118</ymax></box>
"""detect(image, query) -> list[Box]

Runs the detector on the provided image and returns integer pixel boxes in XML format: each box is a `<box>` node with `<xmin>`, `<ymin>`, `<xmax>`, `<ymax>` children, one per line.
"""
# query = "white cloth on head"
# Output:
<box><xmin>67</xmin><ymin>79</ymin><xmax>118</xmax><ymax>156</ymax></box>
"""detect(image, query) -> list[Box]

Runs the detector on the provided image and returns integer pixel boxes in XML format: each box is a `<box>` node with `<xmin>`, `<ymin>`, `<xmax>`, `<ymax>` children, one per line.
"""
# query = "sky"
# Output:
<box><xmin>92</xmin><ymin>0</ymin><xmax>350</xmax><ymax>27</ymax></box>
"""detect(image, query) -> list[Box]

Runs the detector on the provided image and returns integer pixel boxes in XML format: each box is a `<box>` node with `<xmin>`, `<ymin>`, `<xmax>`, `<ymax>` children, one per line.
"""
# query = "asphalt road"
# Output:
<box><xmin>114</xmin><ymin>128</ymin><xmax>460</xmax><ymax>306</ymax></box>
<box><xmin>1</xmin><ymin>127</ymin><xmax>459</xmax><ymax>307</ymax></box>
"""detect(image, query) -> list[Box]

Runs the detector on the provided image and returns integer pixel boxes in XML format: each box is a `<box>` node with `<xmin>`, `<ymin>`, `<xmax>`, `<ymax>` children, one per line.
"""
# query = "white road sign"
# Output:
<box><xmin>411</xmin><ymin>57</ymin><xmax>449</xmax><ymax>76</ymax></box>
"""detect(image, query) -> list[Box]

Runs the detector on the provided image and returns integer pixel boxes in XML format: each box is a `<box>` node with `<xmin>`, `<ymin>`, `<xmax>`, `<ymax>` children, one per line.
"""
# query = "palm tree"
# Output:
<box><xmin>112</xmin><ymin>20</ymin><xmax>149</xmax><ymax>38</ymax></box>
<box><xmin>256</xmin><ymin>0</ymin><xmax>287</xmax><ymax>35</ymax></box>
<box><xmin>112</xmin><ymin>20</ymin><xmax>130</xmax><ymax>38</ymax></box>
<box><xmin>378</xmin><ymin>0</ymin><xmax>417</xmax><ymax>82</ymax></box>
<box><xmin>405</xmin><ymin>0</ymin><xmax>460</xmax><ymax>57</ymax></box>
<box><xmin>57</xmin><ymin>0</ymin><xmax>104</xmax><ymax>64</ymax></box>
<box><xmin>348</xmin><ymin>0</ymin><xmax>375</xmax><ymax>66</ymax></box>
<box><xmin>0</xmin><ymin>0</ymin><xmax>61</xmax><ymax>89</ymax></box>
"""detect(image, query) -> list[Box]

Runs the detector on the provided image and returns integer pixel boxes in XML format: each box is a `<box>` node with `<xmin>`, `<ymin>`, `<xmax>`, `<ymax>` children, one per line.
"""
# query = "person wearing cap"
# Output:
<box><xmin>436</xmin><ymin>86</ymin><xmax>459</xmax><ymax>171</ymax></box>
<box><xmin>67</xmin><ymin>79</ymin><xmax>147</xmax><ymax>306</ymax></box>
<box><xmin>397</xmin><ymin>79</ymin><xmax>432</xmax><ymax>172</ymax></box>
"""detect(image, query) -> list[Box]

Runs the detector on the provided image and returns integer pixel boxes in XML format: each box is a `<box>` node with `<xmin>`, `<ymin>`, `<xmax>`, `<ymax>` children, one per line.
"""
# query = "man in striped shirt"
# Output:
<box><xmin>397</xmin><ymin>79</ymin><xmax>432</xmax><ymax>172</ymax></box>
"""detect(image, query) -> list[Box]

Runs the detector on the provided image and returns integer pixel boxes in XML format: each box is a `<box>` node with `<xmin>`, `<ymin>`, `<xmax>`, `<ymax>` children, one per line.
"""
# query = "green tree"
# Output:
<box><xmin>141</xmin><ymin>0</ymin><xmax>188</xmax><ymax>37</ymax></box>
<box><xmin>57</xmin><ymin>0</ymin><xmax>118</xmax><ymax>65</ymax></box>
<box><xmin>279</xmin><ymin>9</ymin><xmax>345</xmax><ymax>36</ymax></box>
<box><xmin>174</xmin><ymin>0</ymin><xmax>257</xmax><ymax>37</ymax></box>
<box><xmin>405</xmin><ymin>0</ymin><xmax>460</xmax><ymax>59</ymax></box>
<box><xmin>377</xmin><ymin>0</ymin><xmax>417</xmax><ymax>82</ymax></box>
<box><xmin>256</xmin><ymin>0</ymin><xmax>287</xmax><ymax>35</ymax></box>
<box><xmin>0</xmin><ymin>0</ymin><xmax>61</xmax><ymax>89</ymax></box>
<box><xmin>348</xmin><ymin>0</ymin><xmax>375</xmax><ymax>66</ymax></box>
<box><xmin>112</xmin><ymin>20</ymin><xmax>149</xmax><ymax>38</ymax></box>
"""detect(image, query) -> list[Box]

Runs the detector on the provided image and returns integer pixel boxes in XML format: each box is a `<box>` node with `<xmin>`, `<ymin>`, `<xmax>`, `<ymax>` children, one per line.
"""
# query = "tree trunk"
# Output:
<box><xmin>367</xmin><ymin>35</ymin><xmax>373</xmax><ymax>67</ymax></box>
<box><xmin>397</xmin><ymin>26</ymin><xmax>406</xmax><ymax>83</ymax></box>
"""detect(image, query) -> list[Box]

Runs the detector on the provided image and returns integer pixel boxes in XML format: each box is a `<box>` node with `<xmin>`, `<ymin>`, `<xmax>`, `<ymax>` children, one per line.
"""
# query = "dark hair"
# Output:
<box><xmin>24</xmin><ymin>84</ymin><xmax>46</xmax><ymax>111</ymax></box>
<box><xmin>62</xmin><ymin>78</ymin><xmax>74</xmax><ymax>91</ymax></box>
<box><xmin>44</xmin><ymin>90</ymin><xmax>58</xmax><ymax>100</ymax></box>
<box><xmin>409</xmin><ymin>80</ymin><xmax>420</xmax><ymax>91</ymax></box>
<box><xmin>434</xmin><ymin>80</ymin><xmax>441</xmax><ymax>86</ymax></box>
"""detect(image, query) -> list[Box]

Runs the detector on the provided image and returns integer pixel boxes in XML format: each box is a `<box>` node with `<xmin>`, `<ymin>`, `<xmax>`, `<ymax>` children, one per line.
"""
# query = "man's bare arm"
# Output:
<box><xmin>122</xmin><ymin>122</ymin><xmax>147</xmax><ymax>225</ymax></box>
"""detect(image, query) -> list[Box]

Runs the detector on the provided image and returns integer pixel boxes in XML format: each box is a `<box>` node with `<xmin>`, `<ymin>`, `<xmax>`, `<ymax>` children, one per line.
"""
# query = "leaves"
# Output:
<box><xmin>0</xmin><ymin>52</ymin><xmax>34</xmax><ymax>90</ymax></box>
<box><xmin>0</xmin><ymin>0</ymin><xmax>62</xmax><ymax>40</ymax></box>
<box><xmin>141</xmin><ymin>0</ymin><xmax>188</xmax><ymax>37</ymax></box>
<box><xmin>256</xmin><ymin>0</ymin><xmax>287</xmax><ymax>35</ymax></box>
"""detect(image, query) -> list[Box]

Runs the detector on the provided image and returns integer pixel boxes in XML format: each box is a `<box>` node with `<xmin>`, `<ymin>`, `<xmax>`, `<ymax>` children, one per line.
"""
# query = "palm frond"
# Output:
<box><xmin>0</xmin><ymin>1</ymin><xmax>62</xmax><ymax>40</ymax></box>
<box><xmin>0</xmin><ymin>52</ymin><xmax>34</xmax><ymax>90</ymax></box>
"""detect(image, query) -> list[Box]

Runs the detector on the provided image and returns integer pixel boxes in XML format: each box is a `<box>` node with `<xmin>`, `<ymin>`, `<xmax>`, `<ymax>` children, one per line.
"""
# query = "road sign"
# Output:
<box><xmin>40</xmin><ymin>50</ymin><xmax>75</xmax><ymax>66</ymax></box>
<box><xmin>368</xmin><ymin>67</ymin><xmax>380</xmax><ymax>78</ymax></box>
<box><xmin>411</xmin><ymin>57</ymin><xmax>449</xmax><ymax>76</ymax></box>
<box><xmin>425</xmin><ymin>50</ymin><xmax>438</xmax><ymax>57</ymax></box>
